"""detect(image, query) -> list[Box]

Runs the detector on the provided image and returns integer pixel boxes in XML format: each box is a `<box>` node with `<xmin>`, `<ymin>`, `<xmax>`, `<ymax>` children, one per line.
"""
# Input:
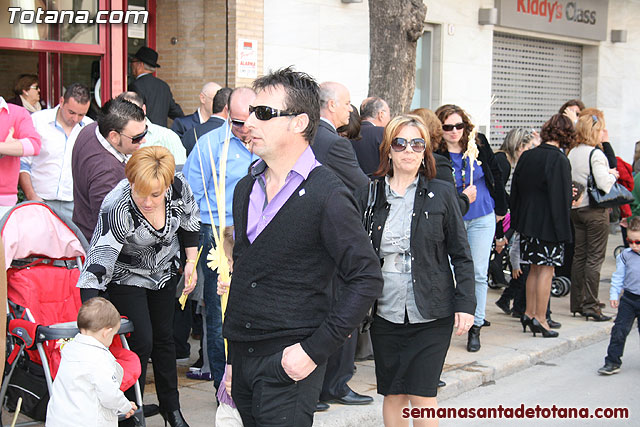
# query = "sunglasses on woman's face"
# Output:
<box><xmin>391</xmin><ymin>137</ymin><xmax>426</xmax><ymax>153</ymax></box>
<box><xmin>626</xmin><ymin>238</ymin><xmax>640</xmax><ymax>245</ymax></box>
<box><xmin>442</xmin><ymin>122</ymin><xmax>465</xmax><ymax>132</ymax></box>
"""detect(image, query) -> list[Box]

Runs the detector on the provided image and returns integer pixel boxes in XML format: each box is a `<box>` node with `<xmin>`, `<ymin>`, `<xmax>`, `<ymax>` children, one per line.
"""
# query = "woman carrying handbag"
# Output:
<box><xmin>567</xmin><ymin>108</ymin><xmax>619</xmax><ymax>321</ymax></box>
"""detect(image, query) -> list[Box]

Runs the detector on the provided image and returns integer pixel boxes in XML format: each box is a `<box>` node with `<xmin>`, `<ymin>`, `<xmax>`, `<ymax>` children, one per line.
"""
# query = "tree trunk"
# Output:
<box><xmin>368</xmin><ymin>0</ymin><xmax>427</xmax><ymax>116</ymax></box>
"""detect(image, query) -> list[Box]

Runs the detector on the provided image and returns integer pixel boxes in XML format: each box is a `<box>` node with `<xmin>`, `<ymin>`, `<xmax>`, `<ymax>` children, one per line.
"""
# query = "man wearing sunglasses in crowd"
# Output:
<box><xmin>119</xmin><ymin>91</ymin><xmax>187</xmax><ymax>168</ymax></box>
<box><xmin>221</xmin><ymin>66</ymin><xmax>382</xmax><ymax>427</ymax></box>
<box><xmin>71</xmin><ymin>96</ymin><xmax>147</xmax><ymax>242</ymax></box>
<box><xmin>183</xmin><ymin>87</ymin><xmax>259</xmax><ymax>397</ymax></box>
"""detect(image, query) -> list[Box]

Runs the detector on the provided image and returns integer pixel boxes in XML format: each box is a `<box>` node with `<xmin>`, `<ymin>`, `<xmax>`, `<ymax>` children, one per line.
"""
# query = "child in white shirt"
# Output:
<box><xmin>46</xmin><ymin>297</ymin><xmax>137</xmax><ymax>426</ymax></box>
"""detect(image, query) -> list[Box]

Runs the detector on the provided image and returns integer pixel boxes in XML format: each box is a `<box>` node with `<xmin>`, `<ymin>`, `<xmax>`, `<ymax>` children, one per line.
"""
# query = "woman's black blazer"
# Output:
<box><xmin>356</xmin><ymin>175</ymin><xmax>476</xmax><ymax>319</ymax></box>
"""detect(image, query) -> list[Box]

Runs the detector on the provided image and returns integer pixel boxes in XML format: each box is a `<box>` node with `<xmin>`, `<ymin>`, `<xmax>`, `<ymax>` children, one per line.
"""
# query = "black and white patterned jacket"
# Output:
<box><xmin>78</xmin><ymin>173</ymin><xmax>200</xmax><ymax>291</ymax></box>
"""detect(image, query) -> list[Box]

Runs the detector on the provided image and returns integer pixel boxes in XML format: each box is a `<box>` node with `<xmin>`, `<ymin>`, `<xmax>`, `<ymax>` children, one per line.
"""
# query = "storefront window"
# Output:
<box><xmin>0</xmin><ymin>0</ymin><xmax>99</xmax><ymax>44</ymax></box>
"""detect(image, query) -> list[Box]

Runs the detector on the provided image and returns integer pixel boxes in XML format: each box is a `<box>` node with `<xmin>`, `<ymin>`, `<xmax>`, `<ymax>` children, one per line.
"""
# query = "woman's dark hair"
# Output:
<box><xmin>337</xmin><ymin>105</ymin><xmax>361</xmax><ymax>140</ymax></box>
<box><xmin>540</xmin><ymin>114</ymin><xmax>575</xmax><ymax>150</ymax></box>
<box><xmin>434</xmin><ymin>104</ymin><xmax>479</xmax><ymax>153</ymax></box>
<box><xmin>374</xmin><ymin>114</ymin><xmax>436</xmax><ymax>180</ymax></box>
<box><xmin>13</xmin><ymin>74</ymin><xmax>38</xmax><ymax>96</ymax></box>
<box><xmin>558</xmin><ymin>99</ymin><xmax>585</xmax><ymax>115</ymax></box>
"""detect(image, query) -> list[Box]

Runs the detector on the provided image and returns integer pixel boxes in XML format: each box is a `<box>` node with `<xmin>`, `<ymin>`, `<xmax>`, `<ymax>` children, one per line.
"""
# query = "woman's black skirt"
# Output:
<box><xmin>370</xmin><ymin>314</ymin><xmax>454</xmax><ymax>397</ymax></box>
<box><xmin>520</xmin><ymin>234</ymin><xmax>565</xmax><ymax>267</ymax></box>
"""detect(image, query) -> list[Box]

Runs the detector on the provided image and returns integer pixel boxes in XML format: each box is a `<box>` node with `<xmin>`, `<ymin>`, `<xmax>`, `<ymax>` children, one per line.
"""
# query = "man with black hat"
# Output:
<box><xmin>129</xmin><ymin>46</ymin><xmax>184</xmax><ymax>127</ymax></box>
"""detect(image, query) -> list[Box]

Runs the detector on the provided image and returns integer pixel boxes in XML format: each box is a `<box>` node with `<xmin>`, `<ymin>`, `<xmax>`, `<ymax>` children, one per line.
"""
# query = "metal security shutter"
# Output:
<box><xmin>490</xmin><ymin>33</ymin><xmax>582</xmax><ymax>150</ymax></box>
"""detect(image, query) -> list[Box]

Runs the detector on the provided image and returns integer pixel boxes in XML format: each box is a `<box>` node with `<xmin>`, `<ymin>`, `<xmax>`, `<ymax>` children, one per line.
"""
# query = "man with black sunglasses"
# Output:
<box><xmin>183</xmin><ymin>87</ymin><xmax>258</xmax><ymax>397</ymax></box>
<box><xmin>223</xmin><ymin>67</ymin><xmax>382</xmax><ymax>427</ymax></box>
<box><xmin>71</xmin><ymin>97</ymin><xmax>147</xmax><ymax>242</ymax></box>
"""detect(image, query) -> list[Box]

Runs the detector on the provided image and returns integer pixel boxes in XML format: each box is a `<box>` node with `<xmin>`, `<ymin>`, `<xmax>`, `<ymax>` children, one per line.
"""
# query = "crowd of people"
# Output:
<box><xmin>2</xmin><ymin>45</ymin><xmax>639</xmax><ymax>427</ymax></box>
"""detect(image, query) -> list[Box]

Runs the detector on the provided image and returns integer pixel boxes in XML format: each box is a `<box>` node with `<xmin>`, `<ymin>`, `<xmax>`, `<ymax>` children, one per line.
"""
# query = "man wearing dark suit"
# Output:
<box><xmin>181</xmin><ymin>87</ymin><xmax>232</xmax><ymax>156</ymax></box>
<box><xmin>312</xmin><ymin>82</ymin><xmax>368</xmax><ymax>194</ymax></box>
<box><xmin>171</xmin><ymin>82</ymin><xmax>221</xmax><ymax>138</ymax></box>
<box><xmin>129</xmin><ymin>46</ymin><xmax>184</xmax><ymax>127</ymax></box>
<box><xmin>353</xmin><ymin>97</ymin><xmax>391</xmax><ymax>176</ymax></box>
<box><xmin>313</xmin><ymin>82</ymin><xmax>371</xmax><ymax>410</ymax></box>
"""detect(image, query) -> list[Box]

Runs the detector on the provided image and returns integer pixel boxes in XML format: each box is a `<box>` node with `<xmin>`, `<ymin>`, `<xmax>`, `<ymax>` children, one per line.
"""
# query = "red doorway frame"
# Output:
<box><xmin>0</xmin><ymin>0</ymin><xmax>156</xmax><ymax>104</ymax></box>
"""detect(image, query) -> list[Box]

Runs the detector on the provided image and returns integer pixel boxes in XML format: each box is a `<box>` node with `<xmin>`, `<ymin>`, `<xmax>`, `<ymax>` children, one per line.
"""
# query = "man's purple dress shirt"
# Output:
<box><xmin>247</xmin><ymin>146</ymin><xmax>321</xmax><ymax>243</ymax></box>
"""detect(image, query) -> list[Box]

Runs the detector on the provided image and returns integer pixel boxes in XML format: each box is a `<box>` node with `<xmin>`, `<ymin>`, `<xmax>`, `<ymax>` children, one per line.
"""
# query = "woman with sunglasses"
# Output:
<box><xmin>359</xmin><ymin>114</ymin><xmax>475</xmax><ymax>426</ymax></box>
<box><xmin>409</xmin><ymin>108</ymin><xmax>470</xmax><ymax>216</ymax></box>
<box><xmin>434</xmin><ymin>104</ymin><xmax>508</xmax><ymax>352</ymax></box>
<box><xmin>510</xmin><ymin>115</ymin><xmax>574</xmax><ymax>338</ymax></box>
<box><xmin>78</xmin><ymin>146</ymin><xmax>200</xmax><ymax>426</ymax></box>
<box><xmin>7</xmin><ymin>74</ymin><xmax>43</xmax><ymax>113</ymax></box>
<box><xmin>567</xmin><ymin>109</ymin><xmax>618</xmax><ymax>321</ymax></box>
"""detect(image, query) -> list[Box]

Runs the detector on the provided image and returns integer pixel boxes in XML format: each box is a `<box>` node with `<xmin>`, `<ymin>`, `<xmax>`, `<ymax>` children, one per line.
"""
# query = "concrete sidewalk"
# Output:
<box><xmin>3</xmin><ymin>234</ymin><xmax>623</xmax><ymax>426</ymax></box>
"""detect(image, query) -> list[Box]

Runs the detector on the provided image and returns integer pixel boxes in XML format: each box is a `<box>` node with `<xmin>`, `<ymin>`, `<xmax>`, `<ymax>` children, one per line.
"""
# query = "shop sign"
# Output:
<box><xmin>238</xmin><ymin>39</ymin><xmax>258</xmax><ymax>79</ymax></box>
<box><xmin>495</xmin><ymin>0</ymin><xmax>608</xmax><ymax>41</ymax></box>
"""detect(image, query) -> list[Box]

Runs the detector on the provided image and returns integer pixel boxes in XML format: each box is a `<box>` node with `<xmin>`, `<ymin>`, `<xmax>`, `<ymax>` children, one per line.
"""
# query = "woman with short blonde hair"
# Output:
<box><xmin>78</xmin><ymin>146</ymin><xmax>200</xmax><ymax>426</ymax></box>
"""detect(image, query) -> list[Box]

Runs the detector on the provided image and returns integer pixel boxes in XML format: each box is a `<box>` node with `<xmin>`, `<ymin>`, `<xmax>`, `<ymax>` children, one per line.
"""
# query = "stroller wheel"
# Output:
<box><xmin>613</xmin><ymin>245</ymin><xmax>625</xmax><ymax>259</ymax></box>
<box><xmin>551</xmin><ymin>277</ymin><xmax>564</xmax><ymax>298</ymax></box>
<box><xmin>488</xmin><ymin>278</ymin><xmax>502</xmax><ymax>289</ymax></box>
<box><xmin>558</xmin><ymin>276</ymin><xmax>571</xmax><ymax>297</ymax></box>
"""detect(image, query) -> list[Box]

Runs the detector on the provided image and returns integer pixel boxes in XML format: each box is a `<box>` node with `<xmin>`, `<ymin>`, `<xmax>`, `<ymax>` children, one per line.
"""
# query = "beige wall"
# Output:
<box><xmin>155</xmin><ymin>0</ymin><xmax>263</xmax><ymax>114</ymax></box>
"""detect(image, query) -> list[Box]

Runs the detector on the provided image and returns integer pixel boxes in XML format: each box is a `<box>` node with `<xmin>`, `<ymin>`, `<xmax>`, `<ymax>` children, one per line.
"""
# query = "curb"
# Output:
<box><xmin>313</xmin><ymin>322</ymin><xmax>613</xmax><ymax>427</ymax></box>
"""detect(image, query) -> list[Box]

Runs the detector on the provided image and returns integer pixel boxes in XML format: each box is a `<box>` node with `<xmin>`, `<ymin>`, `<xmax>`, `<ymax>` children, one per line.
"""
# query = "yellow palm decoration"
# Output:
<box><xmin>191</xmin><ymin>124</ymin><xmax>233</xmax><ymax>356</ymax></box>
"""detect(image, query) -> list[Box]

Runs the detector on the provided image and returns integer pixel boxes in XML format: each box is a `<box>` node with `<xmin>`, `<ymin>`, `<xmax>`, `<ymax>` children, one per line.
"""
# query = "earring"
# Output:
<box><xmin>421</xmin><ymin>158</ymin><xmax>425</xmax><ymax>168</ymax></box>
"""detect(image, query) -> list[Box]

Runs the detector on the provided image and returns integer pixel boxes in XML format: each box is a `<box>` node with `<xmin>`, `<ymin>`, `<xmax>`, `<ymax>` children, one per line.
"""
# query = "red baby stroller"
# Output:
<box><xmin>0</xmin><ymin>202</ymin><xmax>145</xmax><ymax>426</ymax></box>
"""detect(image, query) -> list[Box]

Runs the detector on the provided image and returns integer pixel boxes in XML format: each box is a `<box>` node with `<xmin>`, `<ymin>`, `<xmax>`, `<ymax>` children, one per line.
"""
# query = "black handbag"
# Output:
<box><xmin>360</xmin><ymin>179</ymin><xmax>379</xmax><ymax>333</ymax></box>
<box><xmin>586</xmin><ymin>148</ymin><xmax>634</xmax><ymax>209</ymax></box>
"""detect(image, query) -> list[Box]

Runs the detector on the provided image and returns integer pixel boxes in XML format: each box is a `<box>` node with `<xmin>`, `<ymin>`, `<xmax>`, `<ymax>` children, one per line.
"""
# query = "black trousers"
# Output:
<box><xmin>108</xmin><ymin>279</ymin><xmax>180</xmax><ymax>412</ymax></box>
<box><xmin>231</xmin><ymin>349</ymin><xmax>327</xmax><ymax>427</ymax></box>
<box><xmin>173</xmin><ymin>298</ymin><xmax>193</xmax><ymax>359</ymax></box>
<box><xmin>320</xmin><ymin>329</ymin><xmax>357</xmax><ymax>400</ymax></box>
<box><xmin>605</xmin><ymin>291</ymin><xmax>640</xmax><ymax>366</ymax></box>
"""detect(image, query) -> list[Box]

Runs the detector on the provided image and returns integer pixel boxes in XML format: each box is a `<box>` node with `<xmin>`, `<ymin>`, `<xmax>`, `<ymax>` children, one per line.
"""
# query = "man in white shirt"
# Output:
<box><xmin>19</xmin><ymin>83</ymin><xmax>92</xmax><ymax>221</ymax></box>
<box><xmin>120</xmin><ymin>91</ymin><xmax>187</xmax><ymax>168</ymax></box>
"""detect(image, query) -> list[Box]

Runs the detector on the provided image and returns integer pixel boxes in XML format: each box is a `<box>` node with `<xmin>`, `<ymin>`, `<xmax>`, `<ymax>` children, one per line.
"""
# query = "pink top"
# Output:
<box><xmin>0</xmin><ymin>98</ymin><xmax>42</xmax><ymax>205</ymax></box>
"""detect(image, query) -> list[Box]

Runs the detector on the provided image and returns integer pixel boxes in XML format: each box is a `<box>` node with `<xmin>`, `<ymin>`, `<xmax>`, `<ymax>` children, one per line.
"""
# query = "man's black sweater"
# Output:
<box><xmin>224</xmin><ymin>165</ymin><xmax>383</xmax><ymax>365</ymax></box>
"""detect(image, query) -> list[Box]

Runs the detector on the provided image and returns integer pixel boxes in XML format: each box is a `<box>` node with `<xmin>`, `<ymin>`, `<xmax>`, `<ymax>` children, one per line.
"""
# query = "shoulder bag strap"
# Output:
<box><xmin>363</xmin><ymin>179</ymin><xmax>378</xmax><ymax>235</ymax></box>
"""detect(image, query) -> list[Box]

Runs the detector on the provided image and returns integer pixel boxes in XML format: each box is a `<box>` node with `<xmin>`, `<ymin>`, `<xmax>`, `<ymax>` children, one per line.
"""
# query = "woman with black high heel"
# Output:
<box><xmin>78</xmin><ymin>147</ymin><xmax>199</xmax><ymax>426</ymax></box>
<box><xmin>511</xmin><ymin>115</ymin><xmax>574</xmax><ymax>338</ymax></box>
